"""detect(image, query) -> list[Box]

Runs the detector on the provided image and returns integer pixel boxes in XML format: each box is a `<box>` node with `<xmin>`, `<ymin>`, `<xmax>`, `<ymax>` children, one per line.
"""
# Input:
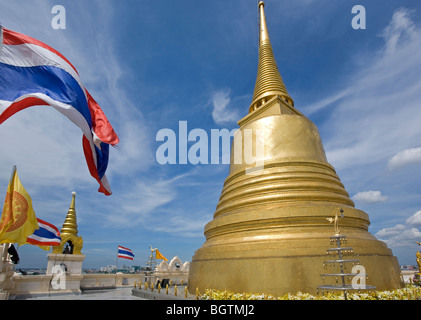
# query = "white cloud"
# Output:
<box><xmin>98</xmin><ymin>171</ymin><xmax>197</xmax><ymax>228</ymax></box>
<box><xmin>101</xmin><ymin>179</ymin><xmax>177</xmax><ymax>227</ymax></box>
<box><xmin>352</xmin><ymin>190</ymin><xmax>388</xmax><ymax>204</ymax></box>
<box><xmin>406</xmin><ymin>210</ymin><xmax>421</xmax><ymax>227</ymax></box>
<box><xmin>375</xmin><ymin>224</ymin><xmax>406</xmax><ymax>238</ymax></box>
<box><xmin>376</xmin><ymin>226</ymin><xmax>421</xmax><ymax>247</ymax></box>
<box><xmin>66</xmin><ymin>1</ymin><xmax>154</xmax><ymax>177</ymax></box>
<box><xmin>304</xmin><ymin>88</ymin><xmax>351</xmax><ymax>116</ymax></box>
<box><xmin>306</xmin><ymin>7</ymin><xmax>421</xmax><ymax>172</ymax></box>
<box><xmin>0</xmin><ymin>107</ymin><xmax>91</xmax><ymax>188</ymax></box>
<box><xmin>211</xmin><ymin>89</ymin><xmax>241</xmax><ymax>125</ymax></box>
<box><xmin>153</xmin><ymin>214</ymin><xmax>210</xmax><ymax>238</ymax></box>
<box><xmin>380</xmin><ymin>7</ymin><xmax>417</xmax><ymax>55</ymax></box>
<box><xmin>375</xmin><ymin>209</ymin><xmax>421</xmax><ymax>247</ymax></box>
<box><xmin>388</xmin><ymin>147</ymin><xmax>421</xmax><ymax>170</ymax></box>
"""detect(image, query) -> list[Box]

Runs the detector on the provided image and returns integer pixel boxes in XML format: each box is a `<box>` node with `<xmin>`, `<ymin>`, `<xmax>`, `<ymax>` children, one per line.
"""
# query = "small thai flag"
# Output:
<box><xmin>117</xmin><ymin>245</ymin><xmax>135</xmax><ymax>260</ymax></box>
<box><xmin>27</xmin><ymin>218</ymin><xmax>61</xmax><ymax>247</ymax></box>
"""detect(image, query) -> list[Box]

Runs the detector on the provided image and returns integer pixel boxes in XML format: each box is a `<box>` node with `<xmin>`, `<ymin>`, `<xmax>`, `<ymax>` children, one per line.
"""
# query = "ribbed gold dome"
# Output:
<box><xmin>188</xmin><ymin>1</ymin><xmax>402</xmax><ymax>296</ymax></box>
<box><xmin>249</xmin><ymin>1</ymin><xmax>293</xmax><ymax>113</ymax></box>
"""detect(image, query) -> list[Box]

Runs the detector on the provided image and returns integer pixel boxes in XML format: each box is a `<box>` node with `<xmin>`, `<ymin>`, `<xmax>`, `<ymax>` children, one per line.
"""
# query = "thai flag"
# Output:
<box><xmin>27</xmin><ymin>218</ymin><xmax>61</xmax><ymax>247</ymax></box>
<box><xmin>0</xmin><ymin>26</ymin><xmax>119</xmax><ymax>195</ymax></box>
<box><xmin>117</xmin><ymin>245</ymin><xmax>135</xmax><ymax>260</ymax></box>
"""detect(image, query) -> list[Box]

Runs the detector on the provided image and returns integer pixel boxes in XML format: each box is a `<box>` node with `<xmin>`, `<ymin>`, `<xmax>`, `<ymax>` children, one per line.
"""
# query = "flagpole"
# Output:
<box><xmin>115</xmin><ymin>246</ymin><xmax>118</xmax><ymax>273</ymax></box>
<box><xmin>6</xmin><ymin>166</ymin><xmax>16</xmax><ymax>197</ymax></box>
<box><xmin>9</xmin><ymin>166</ymin><xmax>16</xmax><ymax>182</ymax></box>
<box><xmin>1</xmin><ymin>243</ymin><xmax>9</xmax><ymax>263</ymax></box>
<box><xmin>115</xmin><ymin>246</ymin><xmax>118</xmax><ymax>287</ymax></box>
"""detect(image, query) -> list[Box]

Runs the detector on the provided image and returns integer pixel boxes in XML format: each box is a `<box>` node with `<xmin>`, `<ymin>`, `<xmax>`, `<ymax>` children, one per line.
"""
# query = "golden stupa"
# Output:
<box><xmin>52</xmin><ymin>191</ymin><xmax>83</xmax><ymax>255</ymax></box>
<box><xmin>188</xmin><ymin>2</ymin><xmax>402</xmax><ymax>296</ymax></box>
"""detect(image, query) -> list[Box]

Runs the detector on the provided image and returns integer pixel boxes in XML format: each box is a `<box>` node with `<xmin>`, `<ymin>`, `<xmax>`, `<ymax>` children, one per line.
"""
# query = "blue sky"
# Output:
<box><xmin>1</xmin><ymin>0</ymin><xmax>421</xmax><ymax>269</ymax></box>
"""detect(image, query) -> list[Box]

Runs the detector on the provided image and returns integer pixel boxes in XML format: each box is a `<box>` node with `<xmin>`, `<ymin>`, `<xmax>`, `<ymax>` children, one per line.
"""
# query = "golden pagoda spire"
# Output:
<box><xmin>189</xmin><ymin>1</ymin><xmax>402</xmax><ymax>297</ymax></box>
<box><xmin>51</xmin><ymin>191</ymin><xmax>84</xmax><ymax>255</ymax></box>
<box><xmin>249</xmin><ymin>1</ymin><xmax>294</xmax><ymax>113</ymax></box>
<box><xmin>60</xmin><ymin>191</ymin><xmax>78</xmax><ymax>236</ymax></box>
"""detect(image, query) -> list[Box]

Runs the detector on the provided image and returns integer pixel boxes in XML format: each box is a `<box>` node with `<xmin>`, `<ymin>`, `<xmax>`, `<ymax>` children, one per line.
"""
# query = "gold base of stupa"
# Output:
<box><xmin>188</xmin><ymin>206</ymin><xmax>402</xmax><ymax>296</ymax></box>
<box><xmin>188</xmin><ymin>97</ymin><xmax>402</xmax><ymax>296</ymax></box>
<box><xmin>188</xmin><ymin>2</ymin><xmax>402</xmax><ymax>296</ymax></box>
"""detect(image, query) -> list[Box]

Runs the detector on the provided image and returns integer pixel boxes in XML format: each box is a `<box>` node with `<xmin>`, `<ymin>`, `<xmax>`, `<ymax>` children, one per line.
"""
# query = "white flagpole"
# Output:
<box><xmin>115</xmin><ymin>246</ymin><xmax>118</xmax><ymax>286</ymax></box>
<box><xmin>115</xmin><ymin>246</ymin><xmax>119</xmax><ymax>273</ymax></box>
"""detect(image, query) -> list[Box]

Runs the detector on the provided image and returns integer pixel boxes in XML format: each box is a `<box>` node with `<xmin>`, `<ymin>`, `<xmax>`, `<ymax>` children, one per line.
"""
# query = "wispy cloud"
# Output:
<box><xmin>210</xmin><ymin>89</ymin><xmax>241</xmax><ymax>125</ymax></box>
<box><xmin>375</xmin><ymin>210</ymin><xmax>421</xmax><ymax>248</ymax></box>
<box><xmin>300</xmin><ymin>7</ymin><xmax>421</xmax><ymax>261</ymax></box>
<box><xmin>303</xmin><ymin>88</ymin><xmax>351</xmax><ymax>116</ymax></box>
<box><xmin>388</xmin><ymin>147</ymin><xmax>421</xmax><ymax>170</ymax></box>
<box><xmin>352</xmin><ymin>190</ymin><xmax>388</xmax><ymax>204</ymax></box>
<box><xmin>94</xmin><ymin>170</ymin><xmax>206</xmax><ymax>229</ymax></box>
<box><xmin>152</xmin><ymin>212</ymin><xmax>210</xmax><ymax>238</ymax></box>
<box><xmin>375</xmin><ymin>210</ymin><xmax>421</xmax><ymax>247</ymax></box>
<box><xmin>99</xmin><ymin>177</ymin><xmax>181</xmax><ymax>228</ymax></box>
<box><xmin>305</xmin><ymin>8</ymin><xmax>421</xmax><ymax>172</ymax></box>
<box><xmin>406</xmin><ymin>210</ymin><xmax>421</xmax><ymax>227</ymax></box>
<box><xmin>375</xmin><ymin>224</ymin><xmax>406</xmax><ymax>238</ymax></box>
<box><xmin>380</xmin><ymin>7</ymin><xmax>417</xmax><ymax>55</ymax></box>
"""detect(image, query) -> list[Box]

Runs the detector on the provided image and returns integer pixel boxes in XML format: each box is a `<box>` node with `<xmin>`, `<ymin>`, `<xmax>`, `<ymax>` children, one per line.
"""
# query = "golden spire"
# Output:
<box><xmin>60</xmin><ymin>191</ymin><xmax>78</xmax><ymax>236</ymax></box>
<box><xmin>249</xmin><ymin>1</ymin><xmax>294</xmax><ymax>113</ymax></box>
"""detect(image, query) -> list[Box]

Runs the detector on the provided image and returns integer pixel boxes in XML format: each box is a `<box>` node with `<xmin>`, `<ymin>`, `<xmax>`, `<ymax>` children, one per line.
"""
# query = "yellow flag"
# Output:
<box><xmin>156</xmin><ymin>249</ymin><xmax>168</xmax><ymax>261</ymax></box>
<box><xmin>0</xmin><ymin>167</ymin><xmax>38</xmax><ymax>245</ymax></box>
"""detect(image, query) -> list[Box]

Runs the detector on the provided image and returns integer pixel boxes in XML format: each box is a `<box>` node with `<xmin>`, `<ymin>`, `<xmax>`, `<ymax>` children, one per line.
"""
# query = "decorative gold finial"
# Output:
<box><xmin>258</xmin><ymin>2</ymin><xmax>269</xmax><ymax>45</ymax></box>
<box><xmin>327</xmin><ymin>208</ymin><xmax>344</xmax><ymax>235</ymax></box>
<box><xmin>249</xmin><ymin>1</ymin><xmax>294</xmax><ymax>113</ymax></box>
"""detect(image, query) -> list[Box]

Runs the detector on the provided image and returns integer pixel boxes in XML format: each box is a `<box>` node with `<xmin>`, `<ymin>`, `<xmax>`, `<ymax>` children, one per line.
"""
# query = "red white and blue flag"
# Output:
<box><xmin>117</xmin><ymin>245</ymin><xmax>135</xmax><ymax>260</ymax></box>
<box><xmin>27</xmin><ymin>218</ymin><xmax>61</xmax><ymax>247</ymax></box>
<box><xmin>0</xmin><ymin>26</ymin><xmax>119</xmax><ymax>195</ymax></box>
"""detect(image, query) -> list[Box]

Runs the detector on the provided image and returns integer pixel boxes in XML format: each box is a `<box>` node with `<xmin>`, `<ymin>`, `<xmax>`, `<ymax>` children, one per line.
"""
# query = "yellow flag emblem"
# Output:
<box><xmin>156</xmin><ymin>249</ymin><xmax>168</xmax><ymax>261</ymax></box>
<box><xmin>0</xmin><ymin>167</ymin><xmax>38</xmax><ymax>245</ymax></box>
